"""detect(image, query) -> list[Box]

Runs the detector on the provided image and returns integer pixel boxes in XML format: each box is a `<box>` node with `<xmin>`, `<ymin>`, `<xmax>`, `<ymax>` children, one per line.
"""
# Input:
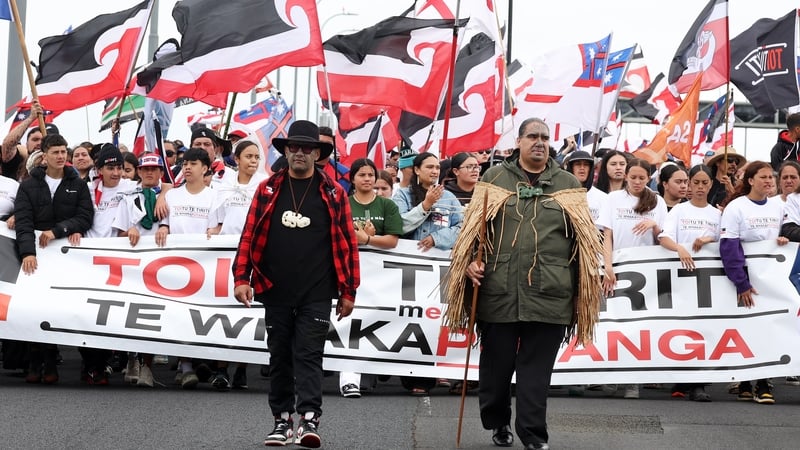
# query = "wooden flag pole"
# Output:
<box><xmin>223</xmin><ymin>92</ymin><xmax>238</xmax><ymax>138</ymax></box>
<box><xmin>9</xmin><ymin>0</ymin><xmax>45</xmax><ymax>135</ymax></box>
<box><xmin>439</xmin><ymin>0</ymin><xmax>463</xmax><ymax>160</ymax></box>
<box><xmin>456</xmin><ymin>189</ymin><xmax>489</xmax><ymax>448</ymax></box>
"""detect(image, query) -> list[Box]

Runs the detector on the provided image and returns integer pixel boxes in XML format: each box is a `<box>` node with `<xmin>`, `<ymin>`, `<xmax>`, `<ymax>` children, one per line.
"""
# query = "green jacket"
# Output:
<box><xmin>477</xmin><ymin>152</ymin><xmax>581</xmax><ymax>325</ymax></box>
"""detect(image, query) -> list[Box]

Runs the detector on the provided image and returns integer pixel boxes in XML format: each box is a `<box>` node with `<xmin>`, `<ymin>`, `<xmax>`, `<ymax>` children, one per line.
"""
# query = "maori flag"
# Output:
<box><xmin>135</xmin><ymin>0</ymin><xmax>323</xmax><ymax>104</ymax></box>
<box><xmin>668</xmin><ymin>0</ymin><xmax>728</xmax><ymax>93</ymax></box>
<box><xmin>35</xmin><ymin>0</ymin><xmax>153</xmax><ymax>112</ymax></box>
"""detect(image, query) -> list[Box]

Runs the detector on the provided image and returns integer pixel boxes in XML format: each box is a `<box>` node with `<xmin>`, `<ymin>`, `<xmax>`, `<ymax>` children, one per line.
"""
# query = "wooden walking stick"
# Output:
<box><xmin>456</xmin><ymin>189</ymin><xmax>489</xmax><ymax>448</ymax></box>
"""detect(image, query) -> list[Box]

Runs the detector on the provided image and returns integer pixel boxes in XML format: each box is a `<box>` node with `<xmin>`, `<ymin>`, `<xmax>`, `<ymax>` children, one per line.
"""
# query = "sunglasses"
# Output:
<box><xmin>166</xmin><ymin>150</ymin><xmax>175</xmax><ymax>157</ymax></box>
<box><xmin>458</xmin><ymin>164</ymin><xmax>481</xmax><ymax>171</ymax></box>
<box><xmin>477</xmin><ymin>150</ymin><xmax>493</xmax><ymax>155</ymax></box>
<box><xmin>286</xmin><ymin>143</ymin><xmax>317</xmax><ymax>154</ymax></box>
<box><xmin>726</xmin><ymin>158</ymin><xmax>739</xmax><ymax>164</ymax></box>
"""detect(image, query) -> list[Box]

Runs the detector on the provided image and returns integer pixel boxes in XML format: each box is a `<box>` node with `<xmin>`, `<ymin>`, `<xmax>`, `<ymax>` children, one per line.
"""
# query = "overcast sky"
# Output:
<box><xmin>0</xmin><ymin>0</ymin><xmax>796</xmax><ymax>151</ymax></box>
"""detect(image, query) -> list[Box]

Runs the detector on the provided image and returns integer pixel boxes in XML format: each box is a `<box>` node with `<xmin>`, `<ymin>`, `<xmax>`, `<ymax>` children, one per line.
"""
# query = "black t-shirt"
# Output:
<box><xmin>0</xmin><ymin>152</ymin><xmax>22</xmax><ymax>180</ymax></box>
<box><xmin>260</xmin><ymin>172</ymin><xmax>336</xmax><ymax>305</ymax></box>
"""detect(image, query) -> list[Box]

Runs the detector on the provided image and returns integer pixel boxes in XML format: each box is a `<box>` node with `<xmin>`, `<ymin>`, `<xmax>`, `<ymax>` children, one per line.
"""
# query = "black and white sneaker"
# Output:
<box><xmin>296</xmin><ymin>417</ymin><xmax>321</xmax><ymax>448</ymax></box>
<box><xmin>264</xmin><ymin>418</ymin><xmax>293</xmax><ymax>446</ymax></box>
<box><xmin>211</xmin><ymin>370</ymin><xmax>231</xmax><ymax>391</ymax></box>
<box><xmin>341</xmin><ymin>383</ymin><xmax>361</xmax><ymax>398</ymax></box>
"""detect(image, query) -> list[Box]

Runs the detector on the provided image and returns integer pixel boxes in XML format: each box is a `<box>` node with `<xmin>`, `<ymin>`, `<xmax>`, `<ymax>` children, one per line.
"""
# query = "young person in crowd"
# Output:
<box><xmin>155</xmin><ymin>147</ymin><xmax>215</xmax><ymax>389</ymax></box>
<box><xmin>777</xmin><ymin>161</ymin><xmax>800</xmax><ymax>203</ymax></box>
<box><xmin>14</xmin><ymin>134</ymin><xmax>93</xmax><ymax>384</ymax></box>
<box><xmin>207</xmin><ymin>140</ymin><xmax>267</xmax><ymax>391</ymax></box>
<box><xmin>599</xmin><ymin>158</ymin><xmax>667</xmax><ymax>400</ymax></box>
<box><xmin>393</xmin><ymin>151</ymin><xmax>462</xmax><ymax>395</ymax></box>
<box><xmin>658</xmin><ymin>164</ymin><xmax>720</xmax><ymax>402</ymax></box>
<box><xmin>122</xmin><ymin>152</ymin><xmax>140</xmax><ymax>182</ymax></box>
<box><xmin>721</xmin><ymin>161</ymin><xmax>786</xmax><ymax>404</ymax></box>
<box><xmin>71</xmin><ymin>141</ymin><xmax>95</xmax><ymax>182</ymax></box>
<box><xmin>657</xmin><ymin>164</ymin><xmax>689</xmax><ymax>211</ymax></box>
<box><xmin>375</xmin><ymin>170</ymin><xmax>394</xmax><ymax>199</ymax></box>
<box><xmin>445</xmin><ymin>152</ymin><xmax>480</xmax><ymax>206</ymax></box>
<box><xmin>339</xmin><ymin>158</ymin><xmax>402</xmax><ymax>399</ymax></box>
<box><xmin>594</xmin><ymin>150</ymin><xmax>628</xmax><ymax>194</ymax></box>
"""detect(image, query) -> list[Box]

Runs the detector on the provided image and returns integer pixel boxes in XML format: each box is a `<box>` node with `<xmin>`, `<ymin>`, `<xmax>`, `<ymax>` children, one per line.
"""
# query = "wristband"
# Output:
<box><xmin>366</xmin><ymin>235</ymin><xmax>371</xmax><ymax>245</ymax></box>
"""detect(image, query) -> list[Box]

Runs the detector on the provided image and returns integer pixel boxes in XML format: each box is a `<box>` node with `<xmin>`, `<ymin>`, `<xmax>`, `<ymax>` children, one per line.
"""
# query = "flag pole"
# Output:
<box><xmin>223</xmin><ymin>92</ymin><xmax>238</xmax><ymax>137</ymax></box>
<box><xmin>592</xmin><ymin>33</ymin><xmax>612</xmax><ymax>144</ymax></box>
<box><xmin>9</xmin><ymin>0</ymin><xmax>45</xmax><ymax>135</ymax></box>
<box><xmin>455</xmin><ymin>188</ymin><xmax>489</xmax><ymax>448</ymax></box>
<box><xmin>118</xmin><ymin>0</ymin><xmax>157</xmax><ymax>123</ymax></box>
<box><xmin>492</xmin><ymin>0</ymin><xmax>516</xmax><ymax>154</ymax></box>
<box><xmin>439</xmin><ymin>1</ymin><xmax>463</xmax><ymax>160</ymax></box>
<box><xmin>321</xmin><ymin>64</ymin><xmax>341</xmax><ymax>162</ymax></box>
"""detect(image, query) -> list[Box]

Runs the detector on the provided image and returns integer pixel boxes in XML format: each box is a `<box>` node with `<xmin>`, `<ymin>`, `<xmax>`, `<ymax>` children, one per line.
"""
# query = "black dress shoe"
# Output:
<box><xmin>525</xmin><ymin>443</ymin><xmax>550</xmax><ymax>450</ymax></box>
<box><xmin>491</xmin><ymin>425</ymin><xmax>513</xmax><ymax>447</ymax></box>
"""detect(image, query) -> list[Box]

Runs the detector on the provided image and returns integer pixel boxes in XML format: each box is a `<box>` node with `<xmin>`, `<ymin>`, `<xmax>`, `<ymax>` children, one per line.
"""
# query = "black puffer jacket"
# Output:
<box><xmin>14</xmin><ymin>166</ymin><xmax>93</xmax><ymax>258</ymax></box>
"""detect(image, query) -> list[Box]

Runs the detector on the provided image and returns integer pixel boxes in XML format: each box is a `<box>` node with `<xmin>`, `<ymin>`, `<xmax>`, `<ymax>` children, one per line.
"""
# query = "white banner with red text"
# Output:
<box><xmin>1</xmin><ymin>221</ymin><xmax>799</xmax><ymax>383</ymax></box>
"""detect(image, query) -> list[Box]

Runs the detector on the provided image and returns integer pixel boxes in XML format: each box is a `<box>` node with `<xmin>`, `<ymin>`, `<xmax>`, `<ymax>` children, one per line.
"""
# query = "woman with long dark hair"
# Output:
<box><xmin>722</xmin><ymin>161</ymin><xmax>786</xmax><ymax>403</ymax></box>
<box><xmin>657</xmin><ymin>164</ymin><xmax>688</xmax><ymax>211</ymax></box>
<box><xmin>445</xmin><ymin>152</ymin><xmax>480</xmax><ymax>206</ymax></box>
<box><xmin>594</xmin><ymin>150</ymin><xmax>628</xmax><ymax>193</ymax></box>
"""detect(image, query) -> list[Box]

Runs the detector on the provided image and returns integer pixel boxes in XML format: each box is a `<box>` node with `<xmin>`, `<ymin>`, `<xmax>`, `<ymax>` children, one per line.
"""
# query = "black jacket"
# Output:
<box><xmin>770</xmin><ymin>130</ymin><xmax>797</xmax><ymax>172</ymax></box>
<box><xmin>14</xmin><ymin>166</ymin><xmax>93</xmax><ymax>258</ymax></box>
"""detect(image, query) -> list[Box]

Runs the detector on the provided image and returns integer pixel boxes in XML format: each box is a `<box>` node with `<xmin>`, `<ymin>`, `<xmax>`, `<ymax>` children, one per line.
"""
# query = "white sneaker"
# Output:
<box><xmin>624</xmin><ymin>384</ymin><xmax>640</xmax><ymax>399</ymax></box>
<box><xmin>153</xmin><ymin>355</ymin><xmax>169</xmax><ymax>365</ymax></box>
<box><xmin>341</xmin><ymin>383</ymin><xmax>361</xmax><ymax>398</ymax></box>
<box><xmin>137</xmin><ymin>364</ymin><xmax>154</xmax><ymax>387</ymax></box>
<box><xmin>123</xmin><ymin>359</ymin><xmax>140</xmax><ymax>384</ymax></box>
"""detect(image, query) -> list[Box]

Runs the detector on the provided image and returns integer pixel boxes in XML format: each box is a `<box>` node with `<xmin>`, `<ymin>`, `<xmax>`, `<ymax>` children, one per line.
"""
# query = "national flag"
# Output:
<box><xmin>630</xmin><ymin>73</ymin><xmax>681</xmax><ymax>124</ymax></box>
<box><xmin>694</xmin><ymin>92</ymin><xmax>734</xmax><ymax>159</ymax></box>
<box><xmin>130</xmin><ymin>97</ymin><xmax>174</xmax><ymax>157</ymax></box>
<box><xmin>398</xmin><ymin>31</ymin><xmax>504</xmax><ymax>156</ymax></box>
<box><xmin>99</xmin><ymin>94</ymin><xmax>145</xmax><ymax>131</ymax></box>
<box><xmin>332</xmin><ymin>102</ymin><xmax>394</xmax><ymax>133</ymax></box>
<box><xmin>234</xmin><ymin>98</ymin><xmax>274</xmax><ymax>126</ymax></box>
<box><xmin>730</xmin><ymin>9</ymin><xmax>799</xmax><ymax>115</ymax></box>
<box><xmin>668</xmin><ymin>0</ymin><xmax>729</xmax><ymax>93</ymax></box>
<box><xmin>35</xmin><ymin>1</ymin><xmax>153</xmax><ymax>112</ymax></box>
<box><xmin>598</xmin><ymin>45</ymin><xmax>635</xmax><ymax>135</ymax></box>
<box><xmin>186</xmin><ymin>109</ymin><xmax>224</xmax><ymax>128</ymax></box>
<box><xmin>619</xmin><ymin>44</ymin><xmax>651</xmax><ymax>99</ymax></box>
<box><xmin>318</xmin><ymin>16</ymin><xmax>464</xmax><ymax>120</ymax></box>
<box><xmin>634</xmin><ymin>74</ymin><xmax>703</xmax><ymax>168</ymax></box>
<box><xmin>495</xmin><ymin>59</ymin><xmax>533</xmax><ymax>150</ymax></box>
<box><xmin>0</xmin><ymin>1</ymin><xmax>12</xmax><ymax>21</ymax></box>
<box><xmin>135</xmin><ymin>0</ymin><xmax>323</xmax><ymax>105</ymax></box>
<box><xmin>252</xmin><ymin>97</ymin><xmax>294</xmax><ymax>177</ymax></box>
<box><xmin>8</xmin><ymin>105</ymin><xmax>59</xmax><ymax>131</ymax></box>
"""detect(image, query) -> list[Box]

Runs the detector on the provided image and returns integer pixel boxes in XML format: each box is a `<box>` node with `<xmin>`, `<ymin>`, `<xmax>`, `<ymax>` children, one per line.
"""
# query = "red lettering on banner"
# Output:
<box><xmin>426</xmin><ymin>306</ymin><xmax>441</xmax><ymax>319</ymax></box>
<box><xmin>94</xmin><ymin>256</ymin><xmax>141</xmax><ymax>285</ymax></box>
<box><xmin>708</xmin><ymin>329</ymin><xmax>754</xmax><ymax>360</ymax></box>
<box><xmin>659</xmin><ymin>329</ymin><xmax>705</xmax><ymax>360</ymax></box>
<box><xmin>558</xmin><ymin>339</ymin><xmax>604</xmax><ymax>362</ymax></box>
<box><xmin>142</xmin><ymin>256</ymin><xmax>204</xmax><ymax>297</ymax></box>
<box><xmin>0</xmin><ymin>293</ymin><xmax>10</xmax><ymax>321</ymax></box>
<box><xmin>436</xmin><ymin>326</ymin><xmax>474</xmax><ymax>356</ymax></box>
<box><xmin>608</xmin><ymin>330</ymin><xmax>650</xmax><ymax>361</ymax></box>
<box><xmin>215</xmin><ymin>258</ymin><xmax>231</xmax><ymax>297</ymax></box>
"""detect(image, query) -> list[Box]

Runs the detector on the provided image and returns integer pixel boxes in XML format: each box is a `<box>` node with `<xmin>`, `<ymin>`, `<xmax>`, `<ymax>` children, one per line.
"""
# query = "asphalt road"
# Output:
<box><xmin>1</xmin><ymin>348</ymin><xmax>799</xmax><ymax>449</ymax></box>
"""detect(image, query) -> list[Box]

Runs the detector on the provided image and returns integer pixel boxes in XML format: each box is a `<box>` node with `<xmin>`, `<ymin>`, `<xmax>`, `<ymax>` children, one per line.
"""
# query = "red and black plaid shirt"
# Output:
<box><xmin>232</xmin><ymin>168</ymin><xmax>360</xmax><ymax>302</ymax></box>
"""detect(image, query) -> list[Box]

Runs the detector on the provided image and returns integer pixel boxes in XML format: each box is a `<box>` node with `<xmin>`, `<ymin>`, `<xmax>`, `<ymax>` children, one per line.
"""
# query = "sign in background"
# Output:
<box><xmin>1</xmin><ymin>222</ymin><xmax>799</xmax><ymax>384</ymax></box>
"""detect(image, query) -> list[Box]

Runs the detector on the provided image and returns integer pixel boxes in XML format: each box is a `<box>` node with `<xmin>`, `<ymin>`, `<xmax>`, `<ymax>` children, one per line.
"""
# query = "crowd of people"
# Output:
<box><xmin>2</xmin><ymin>104</ymin><xmax>800</xmax><ymax>449</ymax></box>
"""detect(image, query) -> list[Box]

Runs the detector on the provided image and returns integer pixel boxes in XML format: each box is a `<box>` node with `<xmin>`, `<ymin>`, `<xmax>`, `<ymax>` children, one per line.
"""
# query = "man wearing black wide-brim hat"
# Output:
<box><xmin>232</xmin><ymin>120</ymin><xmax>359</xmax><ymax>448</ymax></box>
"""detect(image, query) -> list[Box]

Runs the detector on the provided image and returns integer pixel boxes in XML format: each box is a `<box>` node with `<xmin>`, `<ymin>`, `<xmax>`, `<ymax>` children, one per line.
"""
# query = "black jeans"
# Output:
<box><xmin>478</xmin><ymin>321</ymin><xmax>565</xmax><ymax>447</ymax></box>
<box><xmin>265</xmin><ymin>301</ymin><xmax>331</xmax><ymax>418</ymax></box>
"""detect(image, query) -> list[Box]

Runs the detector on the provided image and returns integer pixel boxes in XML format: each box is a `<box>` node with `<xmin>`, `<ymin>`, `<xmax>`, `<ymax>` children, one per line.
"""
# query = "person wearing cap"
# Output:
<box><xmin>706</xmin><ymin>147</ymin><xmax>746</xmax><ymax>208</ymax></box>
<box><xmin>14</xmin><ymin>133</ymin><xmax>93</xmax><ymax>385</ymax></box>
<box><xmin>769</xmin><ymin>112</ymin><xmax>800</xmax><ymax>172</ymax></box>
<box><xmin>178</xmin><ymin>127</ymin><xmax>231</xmax><ymax>186</ymax></box>
<box><xmin>396</xmin><ymin>146</ymin><xmax>418</xmax><ymax>190</ymax></box>
<box><xmin>232</xmin><ymin>120</ymin><xmax>359</xmax><ymax>448</ymax></box>
<box><xmin>565</xmin><ymin>150</ymin><xmax>607</xmax><ymax>227</ymax></box>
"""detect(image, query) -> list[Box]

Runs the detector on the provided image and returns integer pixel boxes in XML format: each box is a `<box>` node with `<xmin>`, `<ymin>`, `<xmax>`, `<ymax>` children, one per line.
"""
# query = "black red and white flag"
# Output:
<box><xmin>340</xmin><ymin>112</ymin><xmax>400</xmax><ymax>170</ymax></box>
<box><xmin>668</xmin><ymin>0</ymin><xmax>728</xmax><ymax>93</ymax></box>
<box><xmin>135</xmin><ymin>0</ymin><xmax>323</xmax><ymax>104</ymax></box>
<box><xmin>398</xmin><ymin>31</ymin><xmax>503</xmax><ymax>156</ymax></box>
<box><xmin>318</xmin><ymin>16</ymin><xmax>464</xmax><ymax>120</ymax></box>
<box><xmin>731</xmin><ymin>9</ymin><xmax>799</xmax><ymax>115</ymax></box>
<box><xmin>34</xmin><ymin>0</ymin><xmax>153</xmax><ymax>112</ymax></box>
<box><xmin>618</xmin><ymin>44</ymin><xmax>651</xmax><ymax>99</ymax></box>
<box><xmin>630</xmin><ymin>72</ymin><xmax>681</xmax><ymax>124</ymax></box>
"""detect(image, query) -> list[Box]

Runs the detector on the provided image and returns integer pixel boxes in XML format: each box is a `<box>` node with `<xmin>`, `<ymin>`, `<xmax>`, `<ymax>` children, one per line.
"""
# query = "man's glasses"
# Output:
<box><xmin>726</xmin><ymin>158</ymin><xmax>739</xmax><ymax>164</ymax></box>
<box><xmin>166</xmin><ymin>150</ymin><xmax>175</xmax><ymax>157</ymax></box>
<box><xmin>477</xmin><ymin>150</ymin><xmax>492</xmax><ymax>155</ymax></box>
<box><xmin>524</xmin><ymin>133</ymin><xmax>550</xmax><ymax>141</ymax></box>
<box><xmin>286</xmin><ymin>143</ymin><xmax>317</xmax><ymax>154</ymax></box>
<box><xmin>459</xmin><ymin>164</ymin><xmax>481</xmax><ymax>171</ymax></box>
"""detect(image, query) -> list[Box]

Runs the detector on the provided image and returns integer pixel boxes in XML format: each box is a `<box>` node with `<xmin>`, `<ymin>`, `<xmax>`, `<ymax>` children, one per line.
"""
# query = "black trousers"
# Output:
<box><xmin>478</xmin><ymin>321</ymin><xmax>565</xmax><ymax>447</ymax></box>
<box><xmin>264</xmin><ymin>301</ymin><xmax>331</xmax><ymax>418</ymax></box>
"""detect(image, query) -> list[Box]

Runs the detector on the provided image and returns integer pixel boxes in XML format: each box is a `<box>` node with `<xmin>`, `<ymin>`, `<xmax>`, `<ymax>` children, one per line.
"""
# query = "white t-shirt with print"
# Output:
<box><xmin>658</xmin><ymin>201</ymin><xmax>721</xmax><ymax>245</ymax></box>
<box><xmin>86</xmin><ymin>179</ymin><xmax>137</xmax><ymax>238</ymax></box>
<box><xmin>0</xmin><ymin>176</ymin><xmax>19</xmax><ymax>218</ymax></box>
<box><xmin>210</xmin><ymin>171</ymin><xmax>266</xmax><ymax>235</ymax></box>
<box><xmin>720</xmin><ymin>195</ymin><xmax>783</xmax><ymax>242</ymax></box>
<box><xmin>586</xmin><ymin>186</ymin><xmax>608</xmax><ymax>226</ymax></box>
<box><xmin>162</xmin><ymin>185</ymin><xmax>215</xmax><ymax>234</ymax></box>
<box><xmin>597</xmin><ymin>189</ymin><xmax>667</xmax><ymax>250</ymax></box>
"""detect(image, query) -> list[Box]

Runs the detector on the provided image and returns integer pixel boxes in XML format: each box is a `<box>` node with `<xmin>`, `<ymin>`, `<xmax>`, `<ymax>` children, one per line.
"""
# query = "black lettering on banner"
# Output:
<box><xmin>679</xmin><ymin>267</ymin><xmax>727</xmax><ymax>308</ymax></box>
<box><xmin>254</xmin><ymin>317</ymin><xmax>266</xmax><ymax>341</ymax></box>
<box><xmin>606</xmin><ymin>271</ymin><xmax>647</xmax><ymax>311</ymax></box>
<box><xmin>189</xmin><ymin>309</ymin><xmax>253</xmax><ymax>338</ymax></box>
<box><xmin>383</xmin><ymin>261</ymin><xmax>433</xmax><ymax>301</ymax></box>
<box><xmin>87</xmin><ymin>298</ymin><xmax>125</xmax><ymax>325</ymax></box>
<box><xmin>348</xmin><ymin>319</ymin><xmax>389</xmax><ymax>351</ymax></box>
<box><xmin>326</xmin><ymin>323</ymin><xmax>346</xmax><ymax>348</ymax></box>
<box><xmin>398</xmin><ymin>305</ymin><xmax>423</xmax><ymax>318</ymax></box>
<box><xmin>125</xmin><ymin>303</ymin><xmax>165</xmax><ymax>332</ymax></box>
<box><xmin>389</xmin><ymin>323</ymin><xmax>432</xmax><ymax>355</ymax></box>
<box><xmin>657</xmin><ymin>269</ymin><xmax>672</xmax><ymax>309</ymax></box>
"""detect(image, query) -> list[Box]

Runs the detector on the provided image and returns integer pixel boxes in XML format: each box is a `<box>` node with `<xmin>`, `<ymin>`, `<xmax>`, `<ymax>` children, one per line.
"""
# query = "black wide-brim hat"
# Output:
<box><xmin>272</xmin><ymin>120</ymin><xmax>334</xmax><ymax>161</ymax></box>
<box><xmin>191</xmin><ymin>126</ymin><xmax>233</xmax><ymax>158</ymax></box>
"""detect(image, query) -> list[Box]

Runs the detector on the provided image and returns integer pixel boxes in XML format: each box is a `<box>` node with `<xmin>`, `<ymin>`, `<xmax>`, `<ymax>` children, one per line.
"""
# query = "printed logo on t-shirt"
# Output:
<box><xmin>172</xmin><ymin>205</ymin><xmax>211</xmax><ymax>218</ymax></box>
<box><xmin>615</xmin><ymin>207</ymin><xmax>655</xmax><ymax>221</ymax></box>
<box><xmin>746</xmin><ymin>216</ymin><xmax>780</xmax><ymax>230</ymax></box>
<box><xmin>96</xmin><ymin>193</ymin><xmax>125</xmax><ymax>212</ymax></box>
<box><xmin>679</xmin><ymin>218</ymin><xmax>717</xmax><ymax>233</ymax></box>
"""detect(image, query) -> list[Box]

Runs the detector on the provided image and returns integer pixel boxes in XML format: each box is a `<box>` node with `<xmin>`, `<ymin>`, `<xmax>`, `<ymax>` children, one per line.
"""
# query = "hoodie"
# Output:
<box><xmin>770</xmin><ymin>129</ymin><xmax>798</xmax><ymax>172</ymax></box>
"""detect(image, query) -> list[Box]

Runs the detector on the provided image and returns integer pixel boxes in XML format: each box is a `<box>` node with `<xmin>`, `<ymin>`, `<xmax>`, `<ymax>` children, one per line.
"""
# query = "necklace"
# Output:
<box><xmin>353</xmin><ymin>191</ymin><xmax>376</xmax><ymax>205</ymax></box>
<box><xmin>282</xmin><ymin>176</ymin><xmax>314</xmax><ymax>228</ymax></box>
